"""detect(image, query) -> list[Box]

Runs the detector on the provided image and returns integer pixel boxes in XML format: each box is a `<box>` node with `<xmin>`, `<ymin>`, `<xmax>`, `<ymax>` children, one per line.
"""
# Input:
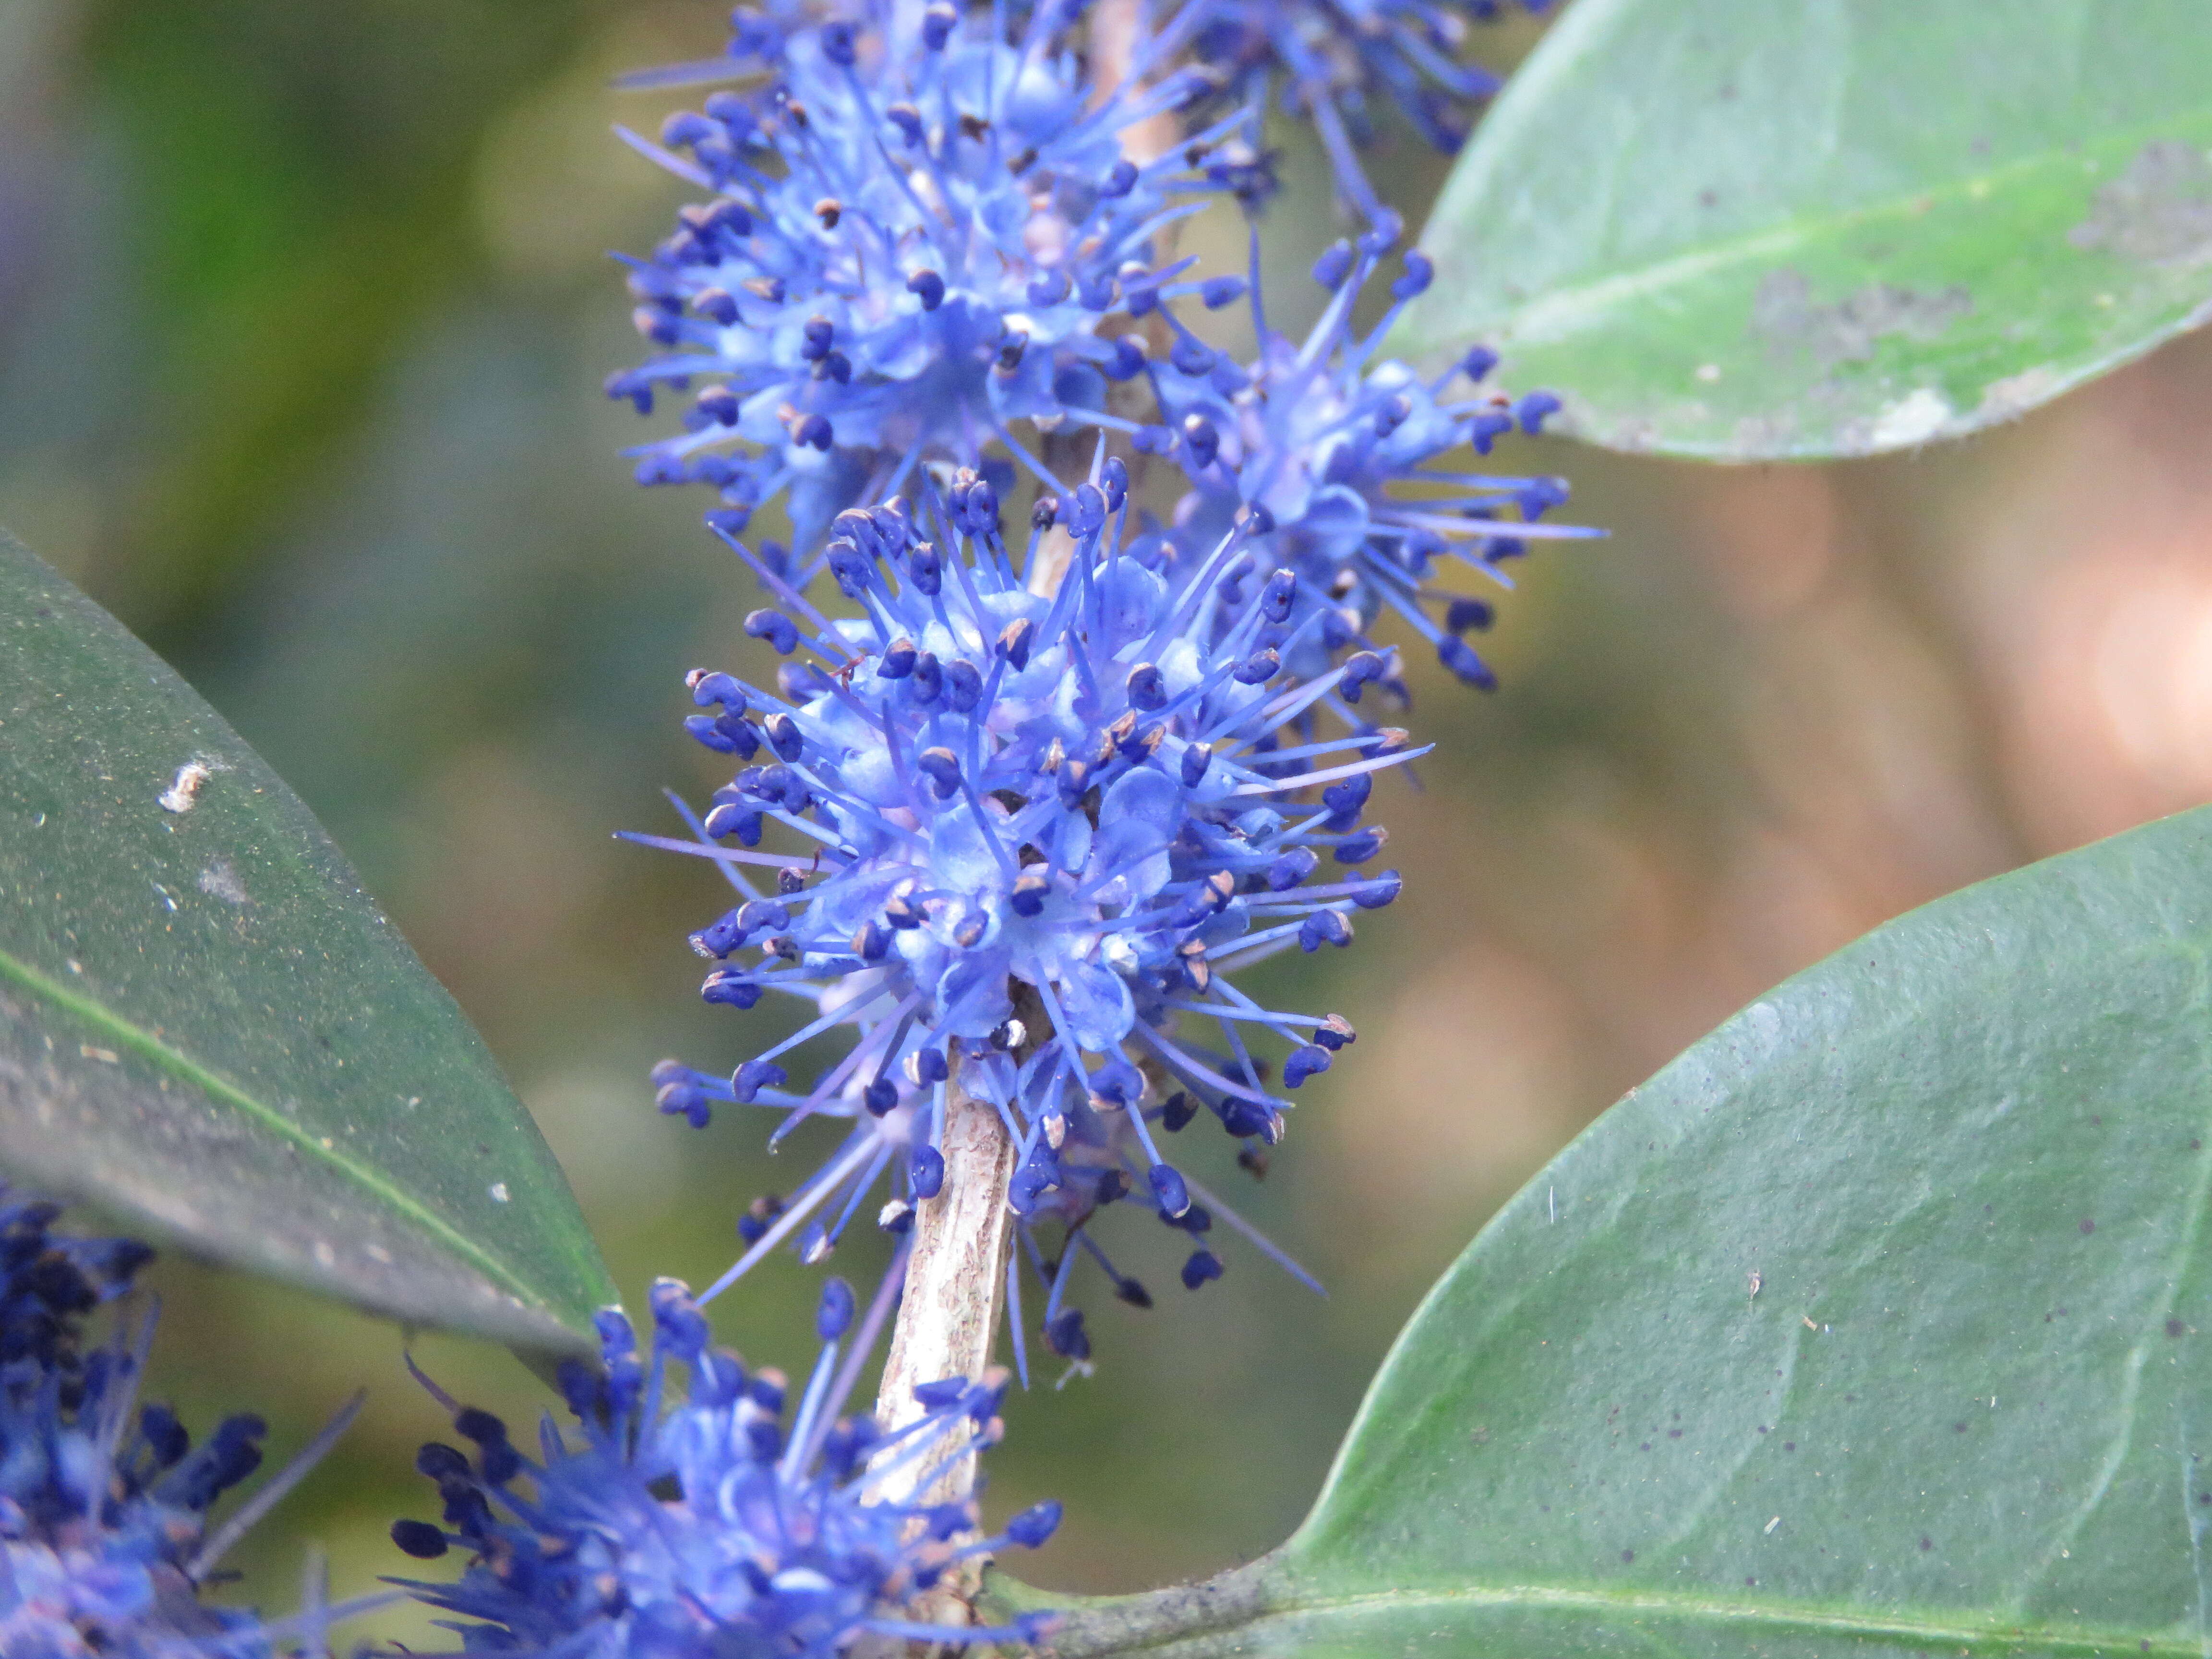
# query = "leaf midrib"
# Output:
<box><xmin>0</xmin><ymin>940</ymin><xmax>553</xmax><ymax>1314</ymax></box>
<box><xmin>1220</xmin><ymin>1578</ymin><xmax>2195</xmax><ymax>1657</ymax></box>
<box><xmin>1412</xmin><ymin>102</ymin><xmax>2212</xmax><ymax>354</ymax></box>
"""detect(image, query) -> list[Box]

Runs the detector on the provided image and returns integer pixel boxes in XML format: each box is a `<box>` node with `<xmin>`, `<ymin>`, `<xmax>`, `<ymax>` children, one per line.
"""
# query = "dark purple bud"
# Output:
<box><xmin>1438</xmin><ymin>634</ymin><xmax>1498</xmax><ymax>689</ymax></box>
<box><xmin>1150</xmin><ymin>1162</ymin><xmax>1190</xmax><ymax>1218</ymax></box>
<box><xmin>1391</xmin><ymin>250</ymin><xmax>1435</xmax><ymax>300</ymax></box>
<box><xmin>1353</xmin><ymin>869</ymin><xmax>1403</xmax><ymax>909</ymax></box>
<box><xmin>1515</xmin><ymin>390</ymin><xmax>1563</xmax><ymax>434</ymax></box>
<box><xmin>763</xmin><ymin>712</ymin><xmax>804</xmax><ymax>761</ymax></box>
<box><xmin>1267</xmin><ymin>847</ymin><xmax>1318</xmax><ymax>890</ymax></box>
<box><xmin>1170</xmin><ymin>334</ymin><xmax>1216</xmax><ymax>376</ymax></box>
<box><xmin>817</xmin><ymin>1277</ymin><xmax>856</xmax><ymax>1338</ymax></box>
<box><xmin>1283</xmin><ymin>1044</ymin><xmax>1332</xmax><ymax>1087</ymax></box>
<box><xmin>744</xmin><ymin>608</ymin><xmax>799</xmax><ymax>655</ymax></box>
<box><xmin>1300</xmin><ymin>909</ymin><xmax>1354</xmax><ymax>951</ymax></box>
<box><xmin>887</xmin><ymin>101</ymin><xmax>926</xmax><ymax>144</ymax></box>
<box><xmin>391</xmin><ymin>1520</ymin><xmax>449</xmax><ymax>1559</ymax></box>
<box><xmin>732</xmin><ymin>1059</ymin><xmax>787</xmax><ymax>1102</ymax></box>
<box><xmin>1045</xmin><ymin>1310</ymin><xmax>1090</xmax><ymax>1360</ymax></box>
<box><xmin>1261</xmin><ymin>567</ymin><xmax>1297</xmax><ymax>623</ymax></box>
<box><xmin>1312</xmin><ymin>240</ymin><xmax>1354</xmax><ymax>289</ymax></box>
<box><xmin>1180</xmin><ymin>742</ymin><xmax>1213</xmax><ymax>786</ymax></box>
<box><xmin>1027</xmin><ymin>269</ymin><xmax>1072</xmax><ymax>307</ymax></box>
<box><xmin>921</xmin><ymin>3</ymin><xmax>956</xmax><ymax>47</ymax></box>
<box><xmin>878</xmin><ymin>637</ymin><xmax>917</xmax><ymax>678</ymax></box>
<box><xmin>918</xmin><ymin>746</ymin><xmax>961</xmax><ymax>799</ymax></box>
<box><xmin>907</xmin><ymin>268</ymin><xmax>946</xmax><ymax>310</ymax></box>
<box><xmin>1461</xmin><ymin>345</ymin><xmax>1499</xmax><ymax>382</ymax></box>
<box><xmin>1233</xmin><ymin>648</ymin><xmax>1278</xmax><ymax>685</ymax></box>
<box><xmin>1010</xmin><ymin>871</ymin><xmax>1049</xmax><ymax>917</ymax></box>
<box><xmin>1181</xmin><ymin>1249</ymin><xmax>1224</xmax><ymax>1289</ymax></box>
<box><xmin>910</xmin><ymin>651</ymin><xmax>942</xmax><ymax>702</ymax></box>
<box><xmin>1334</xmin><ymin>829</ymin><xmax>1383</xmax><ymax>864</ymax></box>
<box><xmin>1447</xmin><ymin>596</ymin><xmax>1496</xmax><ymax>634</ymax></box>
<box><xmin>998</xmin><ymin>617</ymin><xmax>1036</xmax><ymax>670</ymax></box>
<box><xmin>1181</xmin><ymin>413</ymin><xmax>1220</xmax><ymax>469</ymax></box>
<box><xmin>1126</xmin><ymin>661</ymin><xmax>1166</xmax><ymax>710</ymax></box>
<box><xmin>1008</xmin><ymin>1501</ymin><xmax>1063</xmax><ymax>1548</ymax></box>
<box><xmin>1103</xmin><ymin>157</ymin><xmax>1139</xmax><ymax>196</ymax></box>
<box><xmin>911</xmin><ymin>1144</ymin><xmax>945</xmax><ymax>1199</ymax></box>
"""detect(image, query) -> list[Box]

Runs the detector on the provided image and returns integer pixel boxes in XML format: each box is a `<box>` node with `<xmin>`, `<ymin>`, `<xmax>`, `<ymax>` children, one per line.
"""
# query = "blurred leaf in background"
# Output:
<box><xmin>1399</xmin><ymin>0</ymin><xmax>2212</xmax><ymax>458</ymax></box>
<box><xmin>3</xmin><ymin>0</ymin><xmax>2212</xmax><ymax>1651</ymax></box>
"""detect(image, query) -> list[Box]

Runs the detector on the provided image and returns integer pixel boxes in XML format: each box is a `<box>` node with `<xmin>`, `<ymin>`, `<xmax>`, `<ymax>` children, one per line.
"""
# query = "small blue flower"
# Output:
<box><xmin>607</xmin><ymin>1</ymin><xmax>1235</xmax><ymax>566</ymax></box>
<box><xmin>625</xmin><ymin>467</ymin><xmax>1415</xmax><ymax>1366</ymax></box>
<box><xmin>1156</xmin><ymin>0</ymin><xmax>1551</xmax><ymax>218</ymax></box>
<box><xmin>1134</xmin><ymin>227</ymin><xmax>1595</xmax><ymax>692</ymax></box>
<box><xmin>0</xmin><ymin>1187</ymin><xmax>359</xmax><ymax>1659</ymax></box>
<box><xmin>390</xmin><ymin>1276</ymin><xmax>1060</xmax><ymax>1658</ymax></box>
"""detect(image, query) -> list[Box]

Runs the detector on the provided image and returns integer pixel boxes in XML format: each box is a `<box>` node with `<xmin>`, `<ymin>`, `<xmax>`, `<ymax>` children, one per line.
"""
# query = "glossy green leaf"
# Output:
<box><xmin>1396</xmin><ymin>0</ymin><xmax>2212</xmax><ymax>458</ymax></box>
<box><xmin>1022</xmin><ymin>804</ymin><xmax>2212</xmax><ymax>1656</ymax></box>
<box><xmin>0</xmin><ymin>533</ymin><xmax>613</xmax><ymax>1352</ymax></box>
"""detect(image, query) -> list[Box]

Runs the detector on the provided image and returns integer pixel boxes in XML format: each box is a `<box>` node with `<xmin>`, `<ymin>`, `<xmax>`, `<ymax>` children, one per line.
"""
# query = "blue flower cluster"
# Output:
<box><xmin>607</xmin><ymin>0</ymin><xmax>1242</xmax><ymax>564</ymax></box>
<box><xmin>0</xmin><ymin>1187</ymin><xmax>346</xmax><ymax>1659</ymax></box>
<box><xmin>632</xmin><ymin>468</ymin><xmax>1413</xmax><ymax>1364</ymax></box>
<box><xmin>1137</xmin><ymin>225</ymin><xmax>1594</xmax><ymax>691</ymax></box>
<box><xmin>1158</xmin><ymin>0</ymin><xmax>1552</xmax><ymax>218</ymax></box>
<box><xmin>391</xmin><ymin>1276</ymin><xmax>1058</xmax><ymax>1658</ymax></box>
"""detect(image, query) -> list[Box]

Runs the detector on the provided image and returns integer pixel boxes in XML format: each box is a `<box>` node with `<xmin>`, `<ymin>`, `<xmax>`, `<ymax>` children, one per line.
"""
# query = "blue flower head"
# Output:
<box><xmin>629</xmin><ymin>462</ymin><xmax>1416</xmax><ymax>1367</ymax></box>
<box><xmin>0</xmin><ymin>1187</ymin><xmax>354</xmax><ymax>1659</ymax></box>
<box><xmin>607</xmin><ymin>1</ymin><xmax>1238</xmax><ymax>567</ymax></box>
<box><xmin>1131</xmin><ymin>225</ymin><xmax>1594</xmax><ymax>693</ymax></box>
<box><xmin>1157</xmin><ymin>0</ymin><xmax>1552</xmax><ymax>218</ymax></box>
<box><xmin>390</xmin><ymin>1275</ymin><xmax>1060</xmax><ymax>1658</ymax></box>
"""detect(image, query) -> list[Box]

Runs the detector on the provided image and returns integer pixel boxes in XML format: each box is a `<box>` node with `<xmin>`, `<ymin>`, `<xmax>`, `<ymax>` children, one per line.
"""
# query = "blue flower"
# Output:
<box><xmin>390</xmin><ymin>1276</ymin><xmax>1060</xmax><ymax>1658</ymax></box>
<box><xmin>0</xmin><ymin>1187</ymin><xmax>359</xmax><ymax>1659</ymax></box>
<box><xmin>1156</xmin><ymin>0</ymin><xmax>1551</xmax><ymax>218</ymax></box>
<box><xmin>625</xmin><ymin>465</ymin><xmax>1415</xmax><ymax>1367</ymax></box>
<box><xmin>606</xmin><ymin>1</ymin><xmax>1237</xmax><ymax>566</ymax></box>
<box><xmin>1132</xmin><ymin>225</ymin><xmax>1594</xmax><ymax>692</ymax></box>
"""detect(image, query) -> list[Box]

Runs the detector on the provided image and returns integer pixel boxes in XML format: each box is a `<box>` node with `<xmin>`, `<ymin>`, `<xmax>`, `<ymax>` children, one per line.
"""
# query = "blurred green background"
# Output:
<box><xmin>6</xmin><ymin>0</ymin><xmax>2212</xmax><ymax>1646</ymax></box>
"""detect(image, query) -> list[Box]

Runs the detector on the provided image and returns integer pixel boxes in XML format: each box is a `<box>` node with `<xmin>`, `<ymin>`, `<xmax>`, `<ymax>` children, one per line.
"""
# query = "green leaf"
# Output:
<box><xmin>0</xmin><ymin>532</ymin><xmax>613</xmax><ymax>1353</ymax></box>
<box><xmin>1397</xmin><ymin>0</ymin><xmax>2212</xmax><ymax>459</ymax></box>
<box><xmin>1023</xmin><ymin>804</ymin><xmax>2212</xmax><ymax>1657</ymax></box>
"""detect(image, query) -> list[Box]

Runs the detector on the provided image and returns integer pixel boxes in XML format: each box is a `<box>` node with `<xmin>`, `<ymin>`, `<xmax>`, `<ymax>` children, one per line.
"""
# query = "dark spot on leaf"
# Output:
<box><xmin>1745</xmin><ymin>1576</ymin><xmax>1757</xmax><ymax>1587</ymax></box>
<box><xmin>1757</xmin><ymin>1425</ymin><xmax>1768</xmax><ymax>1433</ymax></box>
<box><xmin>2169</xmin><ymin>1319</ymin><xmax>2186</xmax><ymax>1338</ymax></box>
<box><xmin>1698</xmin><ymin>189</ymin><xmax>1717</xmax><ymax>208</ymax></box>
<box><xmin>1920</xmin><ymin>1536</ymin><xmax>1932</xmax><ymax>1551</ymax></box>
<box><xmin>1783</xmin><ymin>1442</ymin><xmax>1795</xmax><ymax>1452</ymax></box>
<box><xmin>1621</xmin><ymin>1549</ymin><xmax>1635</xmax><ymax>1563</ymax></box>
<box><xmin>1640</xmin><ymin>1442</ymin><xmax>1651</xmax><ymax>1451</ymax></box>
<box><xmin>2092</xmin><ymin>1115</ymin><xmax>2103</xmax><ymax>1126</ymax></box>
<box><xmin>2081</xmin><ymin>1218</ymin><xmax>2095</xmax><ymax>1234</ymax></box>
<box><xmin>2068</xmin><ymin>140</ymin><xmax>2212</xmax><ymax>266</ymax></box>
<box><xmin>1751</xmin><ymin>269</ymin><xmax>1972</xmax><ymax>373</ymax></box>
<box><xmin>1669</xmin><ymin>1429</ymin><xmax>1683</xmax><ymax>1439</ymax></box>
